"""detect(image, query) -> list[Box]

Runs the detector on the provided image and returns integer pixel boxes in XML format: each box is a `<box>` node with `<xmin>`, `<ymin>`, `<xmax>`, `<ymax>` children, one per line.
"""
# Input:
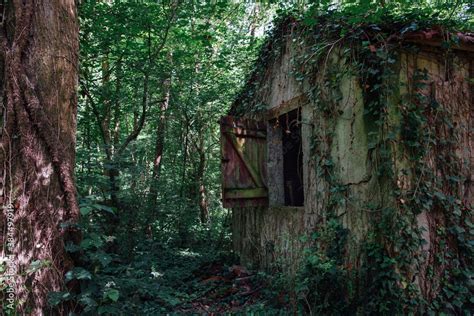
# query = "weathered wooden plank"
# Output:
<box><xmin>220</xmin><ymin>115</ymin><xmax>268</xmax><ymax>208</ymax></box>
<box><xmin>222</xmin><ymin>128</ymin><xmax>266</xmax><ymax>139</ymax></box>
<box><xmin>224</xmin><ymin>131</ymin><xmax>264</xmax><ymax>188</ymax></box>
<box><xmin>224</xmin><ymin>188</ymin><xmax>268</xmax><ymax>199</ymax></box>
<box><xmin>264</xmin><ymin>94</ymin><xmax>308</xmax><ymax>120</ymax></box>
<box><xmin>220</xmin><ymin>115</ymin><xmax>266</xmax><ymax>131</ymax></box>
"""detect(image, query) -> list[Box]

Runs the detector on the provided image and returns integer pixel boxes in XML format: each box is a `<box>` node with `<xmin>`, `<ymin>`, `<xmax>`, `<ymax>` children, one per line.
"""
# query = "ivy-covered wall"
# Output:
<box><xmin>231</xmin><ymin>17</ymin><xmax>473</xmax><ymax>314</ymax></box>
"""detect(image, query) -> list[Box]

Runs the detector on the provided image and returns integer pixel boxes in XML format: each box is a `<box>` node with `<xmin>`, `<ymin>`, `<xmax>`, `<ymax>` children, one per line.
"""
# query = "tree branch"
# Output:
<box><xmin>116</xmin><ymin>72</ymin><xmax>148</xmax><ymax>157</ymax></box>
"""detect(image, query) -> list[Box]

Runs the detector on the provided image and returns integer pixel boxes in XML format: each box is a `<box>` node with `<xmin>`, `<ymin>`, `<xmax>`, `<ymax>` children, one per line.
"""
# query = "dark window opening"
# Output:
<box><xmin>279</xmin><ymin>108</ymin><xmax>304</xmax><ymax>206</ymax></box>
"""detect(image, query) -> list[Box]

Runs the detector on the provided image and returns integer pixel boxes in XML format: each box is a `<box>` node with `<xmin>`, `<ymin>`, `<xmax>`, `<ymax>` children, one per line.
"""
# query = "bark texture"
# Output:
<box><xmin>0</xmin><ymin>1</ymin><xmax>79</xmax><ymax>313</ymax></box>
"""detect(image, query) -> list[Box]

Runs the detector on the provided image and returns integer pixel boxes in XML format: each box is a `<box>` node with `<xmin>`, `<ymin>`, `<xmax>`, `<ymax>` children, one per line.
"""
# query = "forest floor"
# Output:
<box><xmin>95</xmin><ymin>242</ymin><xmax>289</xmax><ymax>315</ymax></box>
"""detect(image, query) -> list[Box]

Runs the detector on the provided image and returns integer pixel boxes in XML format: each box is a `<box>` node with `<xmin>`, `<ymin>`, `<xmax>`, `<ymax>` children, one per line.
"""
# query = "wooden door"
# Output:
<box><xmin>220</xmin><ymin>116</ymin><xmax>268</xmax><ymax>208</ymax></box>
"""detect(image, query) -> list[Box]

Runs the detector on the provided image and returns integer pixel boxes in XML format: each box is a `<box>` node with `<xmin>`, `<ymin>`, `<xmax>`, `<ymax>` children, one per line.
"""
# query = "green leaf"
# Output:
<box><xmin>48</xmin><ymin>291</ymin><xmax>72</xmax><ymax>307</ymax></box>
<box><xmin>104</xmin><ymin>288</ymin><xmax>120</xmax><ymax>302</ymax></box>
<box><xmin>79</xmin><ymin>295</ymin><xmax>98</xmax><ymax>310</ymax></box>
<box><xmin>26</xmin><ymin>260</ymin><xmax>50</xmax><ymax>274</ymax></box>
<box><xmin>80</xmin><ymin>235</ymin><xmax>104</xmax><ymax>249</ymax></box>
<box><xmin>91</xmin><ymin>252</ymin><xmax>112</xmax><ymax>267</ymax></box>
<box><xmin>303</xmin><ymin>17</ymin><xmax>317</xmax><ymax>26</ymax></box>
<box><xmin>93</xmin><ymin>204</ymin><xmax>116</xmax><ymax>214</ymax></box>
<box><xmin>65</xmin><ymin>267</ymin><xmax>92</xmax><ymax>282</ymax></box>
<box><xmin>80</xmin><ymin>206</ymin><xmax>93</xmax><ymax>215</ymax></box>
<box><xmin>98</xmin><ymin>305</ymin><xmax>120</xmax><ymax>315</ymax></box>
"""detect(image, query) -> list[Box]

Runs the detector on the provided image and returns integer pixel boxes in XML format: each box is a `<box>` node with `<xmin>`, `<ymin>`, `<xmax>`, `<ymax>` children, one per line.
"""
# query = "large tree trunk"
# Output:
<box><xmin>0</xmin><ymin>1</ymin><xmax>79</xmax><ymax>314</ymax></box>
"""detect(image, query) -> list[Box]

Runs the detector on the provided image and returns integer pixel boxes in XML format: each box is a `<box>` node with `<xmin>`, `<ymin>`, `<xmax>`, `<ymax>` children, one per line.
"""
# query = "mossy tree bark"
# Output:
<box><xmin>0</xmin><ymin>1</ymin><xmax>79</xmax><ymax>313</ymax></box>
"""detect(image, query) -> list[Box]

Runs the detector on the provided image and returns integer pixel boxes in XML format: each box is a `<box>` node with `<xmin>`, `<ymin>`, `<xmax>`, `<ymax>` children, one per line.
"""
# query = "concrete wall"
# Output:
<box><xmin>232</xmin><ymin>31</ymin><xmax>473</xmax><ymax>277</ymax></box>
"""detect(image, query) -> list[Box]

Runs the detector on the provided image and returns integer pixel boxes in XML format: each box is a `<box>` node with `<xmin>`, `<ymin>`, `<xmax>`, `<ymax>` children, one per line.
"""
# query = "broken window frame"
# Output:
<box><xmin>267</xmin><ymin>107</ymin><xmax>305</xmax><ymax>208</ymax></box>
<box><xmin>220</xmin><ymin>95</ymin><xmax>308</xmax><ymax>209</ymax></box>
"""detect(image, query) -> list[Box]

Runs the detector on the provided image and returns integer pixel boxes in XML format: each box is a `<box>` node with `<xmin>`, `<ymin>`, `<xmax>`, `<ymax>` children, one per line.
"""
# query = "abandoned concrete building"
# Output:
<box><xmin>220</xmin><ymin>17</ymin><xmax>473</xmax><ymax>299</ymax></box>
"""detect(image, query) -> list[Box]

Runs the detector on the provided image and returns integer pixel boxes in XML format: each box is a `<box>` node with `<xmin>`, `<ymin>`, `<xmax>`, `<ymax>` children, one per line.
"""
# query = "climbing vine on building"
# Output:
<box><xmin>229</xmin><ymin>2</ymin><xmax>474</xmax><ymax>314</ymax></box>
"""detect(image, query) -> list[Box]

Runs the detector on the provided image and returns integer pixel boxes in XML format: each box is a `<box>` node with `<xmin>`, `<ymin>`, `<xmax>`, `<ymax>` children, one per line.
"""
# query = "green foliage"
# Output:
<box><xmin>362</xmin><ymin>236</ymin><xmax>409</xmax><ymax>314</ymax></box>
<box><xmin>68</xmin><ymin>1</ymin><xmax>276</xmax><ymax>314</ymax></box>
<box><xmin>77</xmin><ymin>0</ymin><xmax>265</xmax><ymax>248</ymax></box>
<box><xmin>65</xmin><ymin>0</ymin><xmax>474</xmax><ymax>314</ymax></box>
<box><xmin>297</xmin><ymin>220</ymin><xmax>349</xmax><ymax>314</ymax></box>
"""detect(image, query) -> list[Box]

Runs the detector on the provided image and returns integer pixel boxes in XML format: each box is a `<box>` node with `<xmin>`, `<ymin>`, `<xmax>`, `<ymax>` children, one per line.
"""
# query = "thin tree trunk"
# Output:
<box><xmin>149</xmin><ymin>76</ymin><xmax>171</xmax><ymax>204</ymax></box>
<box><xmin>197</xmin><ymin>137</ymin><xmax>209</xmax><ymax>224</ymax></box>
<box><xmin>109</xmin><ymin>59</ymin><xmax>122</xmax><ymax>204</ymax></box>
<box><xmin>100</xmin><ymin>53</ymin><xmax>121</xmax><ymax>207</ymax></box>
<box><xmin>130</xmin><ymin>109</ymin><xmax>139</xmax><ymax>192</ymax></box>
<box><xmin>180</xmin><ymin>118</ymin><xmax>190</xmax><ymax>198</ymax></box>
<box><xmin>178</xmin><ymin>117</ymin><xmax>190</xmax><ymax>245</ymax></box>
<box><xmin>0</xmin><ymin>1</ymin><xmax>79</xmax><ymax>313</ymax></box>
